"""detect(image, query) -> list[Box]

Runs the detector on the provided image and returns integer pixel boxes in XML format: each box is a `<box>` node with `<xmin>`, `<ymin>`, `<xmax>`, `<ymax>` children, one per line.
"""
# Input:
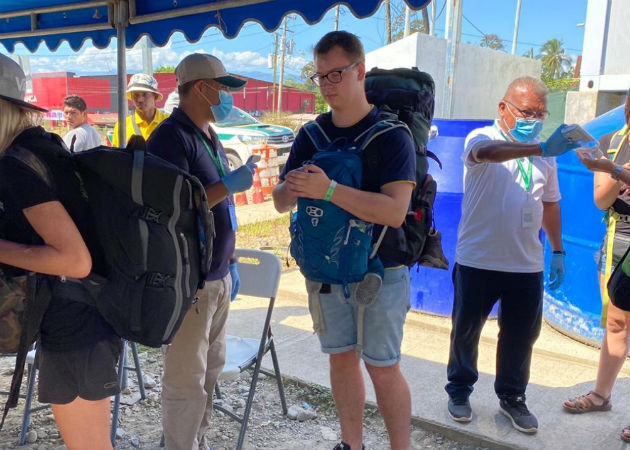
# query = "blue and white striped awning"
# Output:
<box><xmin>0</xmin><ymin>0</ymin><xmax>431</xmax><ymax>53</ymax></box>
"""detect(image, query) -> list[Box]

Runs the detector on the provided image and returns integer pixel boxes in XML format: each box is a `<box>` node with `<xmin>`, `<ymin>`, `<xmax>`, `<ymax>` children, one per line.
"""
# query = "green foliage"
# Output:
<box><xmin>480</xmin><ymin>34</ymin><xmax>505</xmax><ymax>51</ymax></box>
<box><xmin>522</xmin><ymin>48</ymin><xmax>535</xmax><ymax>59</ymax></box>
<box><xmin>537</xmin><ymin>38</ymin><xmax>574</xmax><ymax>83</ymax></box>
<box><xmin>154</xmin><ymin>66</ymin><xmax>176</xmax><ymax>73</ymax></box>
<box><xmin>545</xmin><ymin>77</ymin><xmax>579</xmax><ymax>92</ymax></box>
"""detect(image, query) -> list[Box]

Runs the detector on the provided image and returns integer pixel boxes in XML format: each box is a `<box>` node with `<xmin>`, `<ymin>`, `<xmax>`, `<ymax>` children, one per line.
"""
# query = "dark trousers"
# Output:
<box><xmin>445</xmin><ymin>263</ymin><xmax>543</xmax><ymax>400</ymax></box>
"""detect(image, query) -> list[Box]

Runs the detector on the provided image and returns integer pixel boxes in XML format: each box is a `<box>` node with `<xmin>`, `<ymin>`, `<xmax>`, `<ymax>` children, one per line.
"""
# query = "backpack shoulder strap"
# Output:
<box><xmin>5</xmin><ymin>146</ymin><xmax>55</xmax><ymax>189</ymax></box>
<box><xmin>355</xmin><ymin>119</ymin><xmax>411</xmax><ymax>152</ymax></box>
<box><xmin>131</xmin><ymin>116</ymin><xmax>142</xmax><ymax>136</ymax></box>
<box><xmin>609</xmin><ymin>126</ymin><xmax>629</xmax><ymax>162</ymax></box>
<box><xmin>302</xmin><ymin>120</ymin><xmax>331</xmax><ymax>152</ymax></box>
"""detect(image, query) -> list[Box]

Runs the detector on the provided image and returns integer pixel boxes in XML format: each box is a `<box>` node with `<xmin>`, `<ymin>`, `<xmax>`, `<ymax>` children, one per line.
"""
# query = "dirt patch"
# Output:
<box><xmin>0</xmin><ymin>349</ymin><xmax>488</xmax><ymax>450</ymax></box>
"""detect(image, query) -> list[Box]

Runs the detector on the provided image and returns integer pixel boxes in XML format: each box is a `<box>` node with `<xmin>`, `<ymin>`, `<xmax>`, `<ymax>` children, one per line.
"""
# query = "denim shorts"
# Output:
<box><xmin>306</xmin><ymin>266</ymin><xmax>410</xmax><ymax>367</ymax></box>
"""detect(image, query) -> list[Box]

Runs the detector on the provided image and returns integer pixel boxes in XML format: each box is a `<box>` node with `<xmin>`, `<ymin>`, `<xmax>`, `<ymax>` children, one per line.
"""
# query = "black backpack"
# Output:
<box><xmin>365</xmin><ymin>67</ymin><xmax>446</xmax><ymax>268</ymax></box>
<box><xmin>6</xmin><ymin>133</ymin><xmax>214</xmax><ymax>348</ymax></box>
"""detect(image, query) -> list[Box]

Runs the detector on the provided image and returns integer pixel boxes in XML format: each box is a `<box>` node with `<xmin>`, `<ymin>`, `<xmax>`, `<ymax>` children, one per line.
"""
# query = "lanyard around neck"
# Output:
<box><xmin>195</xmin><ymin>129</ymin><xmax>226</xmax><ymax>178</ymax></box>
<box><xmin>515</xmin><ymin>157</ymin><xmax>533</xmax><ymax>192</ymax></box>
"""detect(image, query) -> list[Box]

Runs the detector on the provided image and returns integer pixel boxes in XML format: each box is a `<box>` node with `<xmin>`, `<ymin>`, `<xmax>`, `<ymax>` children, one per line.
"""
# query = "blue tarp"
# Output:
<box><xmin>0</xmin><ymin>0</ymin><xmax>431</xmax><ymax>53</ymax></box>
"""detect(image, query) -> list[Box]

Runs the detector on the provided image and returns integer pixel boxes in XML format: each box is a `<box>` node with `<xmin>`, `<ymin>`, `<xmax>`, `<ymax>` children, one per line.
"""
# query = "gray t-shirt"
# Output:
<box><xmin>63</xmin><ymin>123</ymin><xmax>102</xmax><ymax>152</ymax></box>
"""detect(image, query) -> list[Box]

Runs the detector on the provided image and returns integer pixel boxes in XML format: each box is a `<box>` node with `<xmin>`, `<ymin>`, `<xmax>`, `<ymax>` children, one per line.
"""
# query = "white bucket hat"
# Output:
<box><xmin>0</xmin><ymin>54</ymin><xmax>46</xmax><ymax>112</ymax></box>
<box><xmin>175</xmin><ymin>53</ymin><xmax>246</xmax><ymax>91</ymax></box>
<box><xmin>126</xmin><ymin>73</ymin><xmax>163</xmax><ymax>101</ymax></box>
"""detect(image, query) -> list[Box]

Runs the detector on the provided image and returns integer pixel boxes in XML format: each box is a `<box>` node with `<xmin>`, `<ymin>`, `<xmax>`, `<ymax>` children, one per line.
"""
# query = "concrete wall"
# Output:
<box><xmin>366</xmin><ymin>33</ymin><xmax>541</xmax><ymax>120</ymax></box>
<box><xmin>579</xmin><ymin>0</ymin><xmax>629</xmax><ymax>92</ymax></box>
<box><xmin>568</xmin><ymin>0</ymin><xmax>628</xmax><ymax>123</ymax></box>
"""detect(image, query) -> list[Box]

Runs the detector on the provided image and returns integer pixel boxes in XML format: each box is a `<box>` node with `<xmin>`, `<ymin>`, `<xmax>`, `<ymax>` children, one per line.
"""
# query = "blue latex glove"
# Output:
<box><xmin>222</xmin><ymin>157</ymin><xmax>257</xmax><ymax>194</ymax></box>
<box><xmin>548</xmin><ymin>252</ymin><xmax>566</xmax><ymax>290</ymax></box>
<box><xmin>229</xmin><ymin>263</ymin><xmax>240</xmax><ymax>301</ymax></box>
<box><xmin>540</xmin><ymin>124</ymin><xmax>580</xmax><ymax>157</ymax></box>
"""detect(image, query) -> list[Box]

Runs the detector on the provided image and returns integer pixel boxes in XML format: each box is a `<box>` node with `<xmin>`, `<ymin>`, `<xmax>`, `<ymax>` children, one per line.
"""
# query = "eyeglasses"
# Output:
<box><xmin>504</xmin><ymin>99</ymin><xmax>549</xmax><ymax>120</ymax></box>
<box><xmin>309</xmin><ymin>62</ymin><xmax>358</xmax><ymax>86</ymax></box>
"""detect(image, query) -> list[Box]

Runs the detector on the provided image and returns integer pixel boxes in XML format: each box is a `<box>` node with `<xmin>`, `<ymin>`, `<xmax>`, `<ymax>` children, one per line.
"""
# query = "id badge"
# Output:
<box><xmin>521</xmin><ymin>206</ymin><xmax>535</xmax><ymax>229</ymax></box>
<box><xmin>228</xmin><ymin>203</ymin><xmax>238</xmax><ymax>231</ymax></box>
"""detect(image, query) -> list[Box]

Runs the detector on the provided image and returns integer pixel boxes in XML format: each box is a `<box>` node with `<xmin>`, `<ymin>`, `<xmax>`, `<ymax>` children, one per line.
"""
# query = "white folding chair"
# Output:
<box><xmin>214</xmin><ymin>248</ymin><xmax>287</xmax><ymax>450</ymax></box>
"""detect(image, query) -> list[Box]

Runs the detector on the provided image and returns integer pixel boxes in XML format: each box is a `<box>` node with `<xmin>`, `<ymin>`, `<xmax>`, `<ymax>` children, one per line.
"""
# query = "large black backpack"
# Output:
<box><xmin>6</xmin><ymin>133</ymin><xmax>214</xmax><ymax>348</ymax></box>
<box><xmin>365</xmin><ymin>67</ymin><xmax>445</xmax><ymax>268</ymax></box>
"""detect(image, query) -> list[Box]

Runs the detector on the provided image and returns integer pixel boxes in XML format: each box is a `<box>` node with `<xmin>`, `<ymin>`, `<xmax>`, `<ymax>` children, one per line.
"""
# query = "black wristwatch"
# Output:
<box><xmin>552</xmin><ymin>250</ymin><xmax>566</xmax><ymax>255</ymax></box>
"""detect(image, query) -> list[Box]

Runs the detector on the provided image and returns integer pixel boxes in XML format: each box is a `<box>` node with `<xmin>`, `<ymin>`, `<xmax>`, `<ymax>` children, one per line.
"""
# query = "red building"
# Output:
<box><xmin>30</xmin><ymin>71</ymin><xmax>315</xmax><ymax>115</ymax></box>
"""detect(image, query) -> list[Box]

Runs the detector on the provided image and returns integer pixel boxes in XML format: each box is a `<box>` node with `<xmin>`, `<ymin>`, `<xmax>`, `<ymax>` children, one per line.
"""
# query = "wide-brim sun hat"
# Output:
<box><xmin>0</xmin><ymin>54</ymin><xmax>47</xmax><ymax>112</ymax></box>
<box><xmin>175</xmin><ymin>53</ymin><xmax>246</xmax><ymax>91</ymax></box>
<box><xmin>126</xmin><ymin>72</ymin><xmax>164</xmax><ymax>101</ymax></box>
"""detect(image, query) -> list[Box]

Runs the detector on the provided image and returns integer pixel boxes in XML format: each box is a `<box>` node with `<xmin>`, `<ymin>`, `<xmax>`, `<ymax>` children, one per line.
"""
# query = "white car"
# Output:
<box><xmin>211</xmin><ymin>107</ymin><xmax>295</xmax><ymax>170</ymax></box>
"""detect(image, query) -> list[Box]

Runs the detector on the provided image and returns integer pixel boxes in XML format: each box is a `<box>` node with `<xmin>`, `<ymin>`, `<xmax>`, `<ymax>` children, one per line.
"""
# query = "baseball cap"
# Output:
<box><xmin>0</xmin><ymin>54</ymin><xmax>47</xmax><ymax>112</ymax></box>
<box><xmin>175</xmin><ymin>53</ymin><xmax>246</xmax><ymax>91</ymax></box>
<box><xmin>126</xmin><ymin>73</ymin><xmax>163</xmax><ymax>101</ymax></box>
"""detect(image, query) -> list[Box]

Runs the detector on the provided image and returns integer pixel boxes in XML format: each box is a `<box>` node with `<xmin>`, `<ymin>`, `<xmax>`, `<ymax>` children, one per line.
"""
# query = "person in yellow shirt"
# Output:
<box><xmin>112</xmin><ymin>73</ymin><xmax>169</xmax><ymax>146</ymax></box>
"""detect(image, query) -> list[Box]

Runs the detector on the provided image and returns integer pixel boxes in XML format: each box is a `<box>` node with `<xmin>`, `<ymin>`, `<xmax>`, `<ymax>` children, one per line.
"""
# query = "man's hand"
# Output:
<box><xmin>540</xmin><ymin>124</ymin><xmax>580</xmax><ymax>157</ymax></box>
<box><xmin>548</xmin><ymin>253</ymin><xmax>566</xmax><ymax>290</ymax></box>
<box><xmin>284</xmin><ymin>164</ymin><xmax>331</xmax><ymax>200</ymax></box>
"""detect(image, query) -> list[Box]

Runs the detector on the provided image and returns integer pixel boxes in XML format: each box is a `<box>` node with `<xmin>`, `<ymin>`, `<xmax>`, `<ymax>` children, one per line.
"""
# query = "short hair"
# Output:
<box><xmin>504</xmin><ymin>77</ymin><xmax>548</xmax><ymax>100</ymax></box>
<box><xmin>313</xmin><ymin>31</ymin><xmax>365</xmax><ymax>63</ymax></box>
<box><xmin>177</xmin><ymin>80</ymin><xmax>196</xmax><ymax>99</ymax></box>
<box><xmin>63</xmin><ymin>95</ymin><xmax>87</xmax><ymax>112</ymax></box>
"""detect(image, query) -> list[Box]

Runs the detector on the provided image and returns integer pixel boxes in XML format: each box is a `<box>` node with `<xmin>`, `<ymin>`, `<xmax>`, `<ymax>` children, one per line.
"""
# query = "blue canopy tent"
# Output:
<box><xmin>0</xmin><ymin>0</ymin><xmax>431</xmax><ymax>143</ymax></box>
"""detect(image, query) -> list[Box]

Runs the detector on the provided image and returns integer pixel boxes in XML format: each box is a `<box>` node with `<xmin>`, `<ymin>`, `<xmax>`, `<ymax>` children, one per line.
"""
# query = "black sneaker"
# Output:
<box><xmin>447</xmin><ymin>397</ymin><xmax>472</xmax><ymax>423</ymax></box>
<box><xmin>499</xmin><ymin>395</ymin><xmax>538</xmax><ymax>434</ymax></box>
<box><xmin>332</xmin><ymin>443</ymin><xmax>364</xmax><ymax>450</ymax></box>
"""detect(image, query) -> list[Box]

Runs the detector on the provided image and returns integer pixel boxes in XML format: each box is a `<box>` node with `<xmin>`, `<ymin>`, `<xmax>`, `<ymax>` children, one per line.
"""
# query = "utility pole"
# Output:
<box><xmin>271</xmin><ymin>33</ymin><xmax>279</xmax><ymax>114</ymax></box>
<box><xmin>334</xmin><ymin>5</ymin><xmax>340</xmax><ymax>31</ymax></box>
<box><xmin>141</xmin><ymin>35</ymin><xmax>153</xmax><ymax>75</ymax></box>
<box><xmin>277</xmin><ymin>17</ymin><xmax>288</xmax><ymax>113</ymax></box>
<box><xmin>384</xmin><ymin>0</ymin><xmax>392</xmax><ymax>44</ymax></box>
<box><xmin>404</xmin><ymin>6</ymin><xmax>411</xmax><ymax>38</ymax></box>
<box><xmin>422</xmin><ymin>6</ymin><xmax>430</xmax><ymax>34</ymax></box>
<box><xmin>511</xmin><ymin>0</ymin><xmax>523</xmax><ymax>55</ymax></box>
<box><xmin>430</xmin><ymin>0</ymin><xmax>437</xmax><ymax>35</ymax></box>
<box><xmin>442</xmin><ymin>0</ymin><xmax>463</xmax><ymax>119</ymax></box>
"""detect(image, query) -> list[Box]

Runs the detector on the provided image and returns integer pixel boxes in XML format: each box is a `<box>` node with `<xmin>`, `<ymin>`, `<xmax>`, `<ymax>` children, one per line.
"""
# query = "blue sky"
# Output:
<box><xmin>3</xmin><ymin>0</ymin><xmax>588</xmax><ymax>82</ymax></box>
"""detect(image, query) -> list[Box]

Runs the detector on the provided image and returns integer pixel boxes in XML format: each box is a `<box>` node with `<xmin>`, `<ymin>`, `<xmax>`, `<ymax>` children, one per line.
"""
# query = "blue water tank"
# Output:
<box><xmin>409</xmin><ymin>119</ymin><xmax>493</xmax><ymax>315</ymax></box>
<box><xmin>543</xmin><ymin>105</ymin><xmax>625</xmax><ymax>345</ymax></box>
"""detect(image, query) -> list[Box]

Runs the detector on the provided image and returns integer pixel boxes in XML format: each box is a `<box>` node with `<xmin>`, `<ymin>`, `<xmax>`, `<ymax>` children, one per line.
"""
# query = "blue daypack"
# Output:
<box><xmin>289</xmin><ymin>118</ymin><xmax>410</xmax><ymax>296</ymax></box>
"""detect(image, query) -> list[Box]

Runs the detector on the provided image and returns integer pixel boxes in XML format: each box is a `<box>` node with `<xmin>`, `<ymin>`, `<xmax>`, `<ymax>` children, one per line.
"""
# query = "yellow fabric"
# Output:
<box><xmin>601</xmin><ymin>125</ymin><xmax>630</xmax><ymax>326</ymax></box>
<box><xmin>111</xmin><ymin>109</ymin><xmax>169</xmax><ymax>147</ymax></box>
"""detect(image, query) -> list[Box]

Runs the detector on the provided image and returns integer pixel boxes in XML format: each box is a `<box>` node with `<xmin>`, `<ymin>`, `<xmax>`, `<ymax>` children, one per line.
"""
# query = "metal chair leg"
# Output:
<box><xmin>129</xmin><ymin>342</ymin><xmax>146</xmax><ymax>400</ymax></box>
<box><xmin>18</xmin><ymin>361</ymin><xmax>37</xmax><ymax>445</ymax></box>
<box><xmin>111</xmin><ymin>339</ymin><xmax>129</xmax><ymax>447</ymax></box>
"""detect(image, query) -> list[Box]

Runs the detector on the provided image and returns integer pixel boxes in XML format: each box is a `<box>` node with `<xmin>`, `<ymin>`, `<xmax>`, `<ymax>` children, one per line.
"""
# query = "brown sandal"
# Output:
<box><xmin>563</xmin><ymin>390</ymin><xmax>612</xmax><ymax>413</ymax></box>
<box><xmin>621</xmin><ymin>425</ymin><xmax>630</xmax><ymax>443</ymax></box>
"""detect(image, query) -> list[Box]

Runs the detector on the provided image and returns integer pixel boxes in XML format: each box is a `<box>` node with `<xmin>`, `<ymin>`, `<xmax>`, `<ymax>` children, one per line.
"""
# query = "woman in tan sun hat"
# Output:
<box><xmin>0</xmin><ymin>54</ymin><xmax>120</xmax><ymax>450</ymax></box>
<box><xmin>111</xmin><ymin>72</ymin><xmax>169</xmax><ymax>146</ymax></box>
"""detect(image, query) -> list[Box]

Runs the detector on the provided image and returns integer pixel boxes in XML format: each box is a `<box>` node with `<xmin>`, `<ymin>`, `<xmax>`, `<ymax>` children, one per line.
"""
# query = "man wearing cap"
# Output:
<box><xmin>112</xmin><ymin>72</ymin><xmax>168</xmax><ymax>146</ymax></box>
<box><xmin>146</xmin><ymin>53</ymin><xmax>256</xmax><ymax>450</ymax></box>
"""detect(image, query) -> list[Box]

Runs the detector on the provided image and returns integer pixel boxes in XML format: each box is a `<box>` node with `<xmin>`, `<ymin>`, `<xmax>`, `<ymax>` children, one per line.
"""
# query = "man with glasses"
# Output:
<box><xmin>445</xmin><ymin>77</ymin><xmax>580</xmax><ymax>433</ymax></box>
<box><xmin>146</xmin><ymin>53</ymin><xmax>255</xmax><ymax>450</ymax></box>
<box><xmin>273</xmin><ymin>31</ymin><xmax>416</xmax><ymax>450</ymax></box>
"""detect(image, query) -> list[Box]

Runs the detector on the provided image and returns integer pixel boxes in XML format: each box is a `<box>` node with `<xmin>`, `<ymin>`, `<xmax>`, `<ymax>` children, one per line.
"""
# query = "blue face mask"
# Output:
<box><xmin>199</xmin><ymin>83</ymin><xmax>233</xmax><ymax>122</ymax></box>
<box><xmin>504</xmin><ymin>104</ymin><xmax>543</xmax><ymax>142</ymax></box>
<box><xmin>211</xmin><ymin>90</ymin><xmax>233</xmax><ymax>123</ymax></box>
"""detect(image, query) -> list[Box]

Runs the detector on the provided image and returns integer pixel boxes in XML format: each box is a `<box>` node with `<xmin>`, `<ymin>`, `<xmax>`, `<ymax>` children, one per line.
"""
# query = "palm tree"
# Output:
<box><xmin>537</xmin><ymin>38</ymin><xmax>572</xmax><ymax>81</ymax></box>
<box><xmin>480</xmin><ymin>34</ymin><xmax>505</xmax><ymax>51</ymax></box>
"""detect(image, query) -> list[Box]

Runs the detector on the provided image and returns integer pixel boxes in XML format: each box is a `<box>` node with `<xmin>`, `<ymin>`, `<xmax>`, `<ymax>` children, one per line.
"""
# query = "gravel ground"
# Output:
<box><xmin>0</xmin><ymin>350</ymin><xmax>488</xmax><ymax>450</ymax></box>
